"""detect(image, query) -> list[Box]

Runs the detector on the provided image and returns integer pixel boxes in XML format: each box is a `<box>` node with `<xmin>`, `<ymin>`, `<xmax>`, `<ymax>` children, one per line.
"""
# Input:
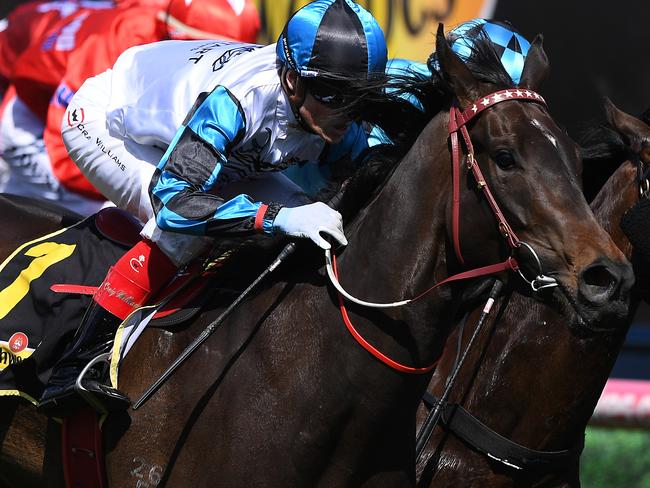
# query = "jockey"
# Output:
<box><xmin>39</xmin><ymin>0</ymin><xmax>388</xmax><ymax>415</ymax></box>
<box><xmin>1</xmin><ymin>0</ymin><xmax>260</xmax><ymax>215</ymax></box>
<box><xmin>285</xmin><ymin>18</ymin><xmax>533</xmax><ymax>198</ymax></box>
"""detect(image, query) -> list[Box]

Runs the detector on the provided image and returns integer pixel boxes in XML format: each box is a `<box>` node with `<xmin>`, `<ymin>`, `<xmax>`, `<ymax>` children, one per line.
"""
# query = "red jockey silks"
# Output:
<box><xmin>93</xmin><ymin>240</ymin><xmax>177</xmax><ymax>320</ymax></box>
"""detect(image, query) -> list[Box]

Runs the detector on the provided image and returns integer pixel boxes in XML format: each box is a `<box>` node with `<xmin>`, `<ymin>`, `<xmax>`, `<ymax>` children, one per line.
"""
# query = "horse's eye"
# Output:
<box><xmin>494</xmin><ymin>150</ymin><xmax>516</xmax><ymax>170</ymax></box>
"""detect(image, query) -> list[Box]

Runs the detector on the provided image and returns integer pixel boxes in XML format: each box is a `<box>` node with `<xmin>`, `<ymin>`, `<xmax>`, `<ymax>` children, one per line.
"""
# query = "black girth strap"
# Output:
<box><xmin>422</xmin><ymin>392</ymin><xmax>583</xmax><ymax>472</ymax></box>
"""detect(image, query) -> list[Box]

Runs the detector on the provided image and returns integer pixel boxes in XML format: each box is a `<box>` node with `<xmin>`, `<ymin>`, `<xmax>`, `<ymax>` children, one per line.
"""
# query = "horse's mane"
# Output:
<box><xmin>575</xmin><ymin>111</ymin><xmax>645</xmax><ymax>201</ymax></box>
<box><xmin>326</xmin><ymin>145</ymin><xmax>403</xmax><ymax>220</ymax></box>
<box><xmin>317</xmin><ymin>30</ymin><xmax>518</xmax><ymax>156</ymax></box>
<box><xmin>577</xmin><ymin>122</ymin><xmax>630</xmax><ymax>163</ymax></box>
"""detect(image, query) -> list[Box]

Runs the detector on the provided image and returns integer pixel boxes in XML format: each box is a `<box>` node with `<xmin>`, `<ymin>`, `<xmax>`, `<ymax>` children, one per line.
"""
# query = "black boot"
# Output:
<box><xmin>38</xmin><ymin>302</ymin><xmax>131</xmax><ymax>416</ymax></box>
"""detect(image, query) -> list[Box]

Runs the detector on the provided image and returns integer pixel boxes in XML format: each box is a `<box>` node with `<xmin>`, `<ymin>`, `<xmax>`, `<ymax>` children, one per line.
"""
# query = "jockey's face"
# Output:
<box><xmin>283</xmin><ymin>69</ymin><xmax>352</xmax><ymax>144</ymax></box>
<box><xmin>300</xmin><ymin>90</ymin><xmax>352</xmax><ymax>144</ymax></box>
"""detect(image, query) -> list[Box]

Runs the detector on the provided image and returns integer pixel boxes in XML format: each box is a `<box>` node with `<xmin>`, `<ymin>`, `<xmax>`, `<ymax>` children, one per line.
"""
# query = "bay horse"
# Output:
<box><xmin>416</xmin><ymin>99</ymin><xmax>650</xmax><ymax>488</ymax></box>
<box><xmin>0</xmin><ymin>28</ymin><xmax>634</xmax><ymax>486</ymax></box>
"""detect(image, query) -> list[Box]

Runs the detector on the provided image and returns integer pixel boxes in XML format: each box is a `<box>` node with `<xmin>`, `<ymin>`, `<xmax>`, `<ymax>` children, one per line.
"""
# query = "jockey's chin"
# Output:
<box><xmin>300</xmin><ymin>93</ymin><xmax>351</xmax><ymax>145</ymax></box>
<box><xmin>320</xmin><ymin>121</ymin><xmax>351</xmax><ymax>144</ymax></box>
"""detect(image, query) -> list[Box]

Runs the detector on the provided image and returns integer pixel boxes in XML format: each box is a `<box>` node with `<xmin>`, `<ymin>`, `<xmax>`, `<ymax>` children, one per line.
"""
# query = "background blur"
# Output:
<box><xmin>3</xmin><ymin>0</ymin><xmax>649</xmax><ymax>135</ymax></box>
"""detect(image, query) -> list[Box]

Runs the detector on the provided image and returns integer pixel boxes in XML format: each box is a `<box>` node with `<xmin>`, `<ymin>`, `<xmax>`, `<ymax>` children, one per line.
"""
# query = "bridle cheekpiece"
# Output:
<box><xmin>448</xmin><ymin>89</ymin><xmax>558</xmax><ymax>292</ymax></box>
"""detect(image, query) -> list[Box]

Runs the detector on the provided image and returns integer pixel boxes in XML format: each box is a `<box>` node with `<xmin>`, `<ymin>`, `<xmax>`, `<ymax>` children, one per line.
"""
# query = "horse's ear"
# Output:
<box><xmin>604</xmin><ymin>97</ymin><xmax>650</xmax><ymax>162</ymax></box>
<box><xmin>435</xmin><ymin>23</ymin><xmax>479</xmax><ymax>105</ymax></box>
<box><xmin>518</xmin><ymin>35</ymin><xmax>549</xmax><ymax>91</ymax></box>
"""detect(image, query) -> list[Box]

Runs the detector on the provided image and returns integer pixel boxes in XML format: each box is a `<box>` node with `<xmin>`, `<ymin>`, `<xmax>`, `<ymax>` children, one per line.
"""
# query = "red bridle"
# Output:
<box><xmin>449</xmin><ymin>88</ymin><xmax>547</xmax><ymax>264</ymax></box>
<box><xmin>335</xmin><ymin>88</ymin><xmax>550</xmax><ymax>374</ymax></box>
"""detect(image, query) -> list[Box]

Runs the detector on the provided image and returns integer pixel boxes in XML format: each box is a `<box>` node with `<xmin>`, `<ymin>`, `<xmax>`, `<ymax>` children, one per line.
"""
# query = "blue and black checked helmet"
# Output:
<box><xmin>276</xmin><ymin>0</ymin><xmax>387</xmax><ymax>81</ymax></box>
<box><xmin>433</xmin><ymin>19</ymin><xmax>531</xmax><ymax>86</ymax></box>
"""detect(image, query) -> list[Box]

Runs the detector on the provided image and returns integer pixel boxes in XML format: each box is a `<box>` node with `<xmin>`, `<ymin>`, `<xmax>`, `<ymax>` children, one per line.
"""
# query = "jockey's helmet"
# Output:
<box><xmin>433</xmin><ymin>19</ymin><xmax>531</xmax><ymax>86</ymax></box>
<box><xmin>276</xmin><ymin>0</ymin><xmax>387</xmax><ymax>82</ymax></box>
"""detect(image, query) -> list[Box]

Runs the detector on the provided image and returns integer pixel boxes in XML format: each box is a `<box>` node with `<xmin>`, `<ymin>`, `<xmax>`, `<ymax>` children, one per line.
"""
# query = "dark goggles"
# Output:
<box><xmin>303</xmin><ymin>78</ymin><xmax>353</xmax><ymax>108</ymax></box>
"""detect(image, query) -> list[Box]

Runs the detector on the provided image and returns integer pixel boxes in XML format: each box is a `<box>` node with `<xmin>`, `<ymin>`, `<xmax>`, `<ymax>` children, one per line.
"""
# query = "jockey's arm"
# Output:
<box><xmin>149</xmin><ymin>85</ymin><xmax>282</xmax><ymax>237</ymax></box>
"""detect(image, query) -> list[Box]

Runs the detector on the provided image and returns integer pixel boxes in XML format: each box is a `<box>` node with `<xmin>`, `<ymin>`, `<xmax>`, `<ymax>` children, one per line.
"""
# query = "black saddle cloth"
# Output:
<box><xmin>0</xmin><ymin>214</ymin><xmax>128</xmax><ymax>401</ymax></box>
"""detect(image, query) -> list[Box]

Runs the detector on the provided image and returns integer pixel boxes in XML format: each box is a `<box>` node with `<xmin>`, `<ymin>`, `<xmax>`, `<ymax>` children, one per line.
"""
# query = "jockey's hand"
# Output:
<box><xmin>273</xmin><ymin>202</ymin><xmax>347</xmax><ymax>250</ymax></box>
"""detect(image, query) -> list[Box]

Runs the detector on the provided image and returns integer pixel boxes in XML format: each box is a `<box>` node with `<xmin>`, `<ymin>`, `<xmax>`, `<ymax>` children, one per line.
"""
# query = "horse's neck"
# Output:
<box><xmin>342</xmin><ymin>114</ymin><xmax>451</xmax><ymax>302</ymax></box>
<box><xmin>312</xmin><ymin>114</ymin><xmax>454</xmax><ymax>371</ymax></box>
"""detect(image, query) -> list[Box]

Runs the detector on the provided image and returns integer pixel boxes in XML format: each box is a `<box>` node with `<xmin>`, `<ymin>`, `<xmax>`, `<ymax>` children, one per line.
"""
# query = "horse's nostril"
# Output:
<box><xmin>579</xmin><ymin>259</ymin><xmax>633</xmax><ymax>305</ymax></box>
<box><xmin>583</xmin><ymin>265</ymin><xmax>617</xmax><ymax>291</ymax></box>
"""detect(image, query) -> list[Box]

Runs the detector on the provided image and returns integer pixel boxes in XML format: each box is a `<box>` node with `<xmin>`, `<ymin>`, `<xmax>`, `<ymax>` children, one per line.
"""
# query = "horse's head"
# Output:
<box><xmin>434</xmin><ymin>25</ymin><xmax>634</xmax><ymax>329</ymax></box>
<box><xmin>599</xmin><ymin>98</ymin><xmax>650</xmax><ymax>304</ymax></box>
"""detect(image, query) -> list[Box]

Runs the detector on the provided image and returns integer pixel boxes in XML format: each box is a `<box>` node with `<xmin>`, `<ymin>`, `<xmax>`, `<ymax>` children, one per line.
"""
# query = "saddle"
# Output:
<box><xmin>0</xmin><ymin>208</ymin><xmax>232</xmax><ymax>405</ymax></box>
<box><xmin>11</xmin><ymin>208</ymin><xmax>237</xmax><ymax>488</ymax></box>
<box><xmin>53</xmin><ymin>207</ymin><xmax>222</xmax><ymax>326</ymax></box>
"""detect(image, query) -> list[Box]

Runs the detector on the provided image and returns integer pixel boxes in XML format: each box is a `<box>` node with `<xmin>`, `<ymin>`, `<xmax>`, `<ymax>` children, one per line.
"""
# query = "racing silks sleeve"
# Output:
<box><xmin>149</xmin><ymin>85</ymin><xmax>281</xmax><ymax>237</ymax></box>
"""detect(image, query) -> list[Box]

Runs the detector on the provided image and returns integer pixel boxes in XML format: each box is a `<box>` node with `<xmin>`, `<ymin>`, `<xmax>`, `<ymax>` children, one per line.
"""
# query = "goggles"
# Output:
<box><xmin>304</xmin><ymin>78</ymin><xmax>352</xmax><ymax>108</ymax></box>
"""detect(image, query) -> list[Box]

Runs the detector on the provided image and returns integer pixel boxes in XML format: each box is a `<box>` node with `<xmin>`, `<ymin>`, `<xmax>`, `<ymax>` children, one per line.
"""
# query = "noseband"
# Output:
<box><xmin>449</xmin><ymin>89</ymin><xmax>558</xmax><ymax>292</ymax></box>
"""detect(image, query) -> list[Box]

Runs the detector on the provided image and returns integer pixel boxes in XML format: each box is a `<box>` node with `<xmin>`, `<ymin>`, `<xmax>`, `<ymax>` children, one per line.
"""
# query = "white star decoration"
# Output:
<box><xmin>464</xmin><ymin>90</ymin><xmax>546</xmax><ymax>120</ymax></box>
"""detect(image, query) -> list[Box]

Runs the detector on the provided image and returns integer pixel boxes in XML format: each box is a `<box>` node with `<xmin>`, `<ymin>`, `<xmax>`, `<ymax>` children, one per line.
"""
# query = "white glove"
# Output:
<box><xmin>272</xmin><ymin>202</ymin><xmax>347</xmax><ymax>250</ymax></box>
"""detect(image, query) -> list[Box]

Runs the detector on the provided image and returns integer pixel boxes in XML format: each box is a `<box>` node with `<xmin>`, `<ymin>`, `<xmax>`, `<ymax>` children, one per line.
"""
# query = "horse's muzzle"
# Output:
<box><xmin>576</xmin><ymin>258</ymin><xmax>635</xmax><ymax>328</ymax></box>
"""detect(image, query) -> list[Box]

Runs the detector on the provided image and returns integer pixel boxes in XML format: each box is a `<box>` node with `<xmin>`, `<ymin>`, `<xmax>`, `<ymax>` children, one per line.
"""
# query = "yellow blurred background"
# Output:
<box><xmin>255</xmin><ymin>0</ymin><xmax>497</xmax><ymax>62</ymax></box>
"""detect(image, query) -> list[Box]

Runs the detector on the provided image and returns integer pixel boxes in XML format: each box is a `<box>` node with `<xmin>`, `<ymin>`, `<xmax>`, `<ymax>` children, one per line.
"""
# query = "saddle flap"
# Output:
<box><xmin>94</xmin><ymin>207</ymin><xmax>143</xmax><ymax>247</ymax></box>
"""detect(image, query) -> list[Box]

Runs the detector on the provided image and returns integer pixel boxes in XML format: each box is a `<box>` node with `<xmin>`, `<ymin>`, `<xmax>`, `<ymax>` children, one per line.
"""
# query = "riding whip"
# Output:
<box><xmin>132</xmin><ymin>241</ymin><xmax>297</xmax><ymax>410</ymax></box>
<box><xmin>415</xmin><ymin>278</ymin><xmax>503</xmax><ymax>462</ymax></box>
